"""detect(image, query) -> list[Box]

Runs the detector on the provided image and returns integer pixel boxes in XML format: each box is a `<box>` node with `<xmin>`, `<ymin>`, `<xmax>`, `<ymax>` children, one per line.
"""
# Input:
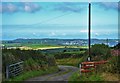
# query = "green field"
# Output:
<box><xmin>63</xmin><ymin>51</ymin><xmax>85</xmax><ymax>54</ymax></box>
<box><xmin>23</xmin><ymin>44</ymin><xmax>61</xmax><ymax>49</ymax></box>
<box><xmin>4</xmin><ymin>43</ymin><xmax>60</xmax><ymax>48</ymax></box>
<box><xmin>3</xmin><ymin>43</ymin><xmax>63</xmax><ymax>50</ymax></box>
<box><xmin>3</xmin><ymin>43</ymin><xmax>22</xmax><ymax>47</ymax></box>
<box><xmin>3</xmin><ymin>43</ymin><xmax>88</xmax><ymax>50</ymax></box>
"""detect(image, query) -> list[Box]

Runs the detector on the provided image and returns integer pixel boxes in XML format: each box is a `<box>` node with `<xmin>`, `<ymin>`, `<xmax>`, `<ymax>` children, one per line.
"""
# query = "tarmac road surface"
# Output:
<box><xmin>26</xmin><ymin>65</ymin><xmax>79</xmax><ymax>81</ymax></box>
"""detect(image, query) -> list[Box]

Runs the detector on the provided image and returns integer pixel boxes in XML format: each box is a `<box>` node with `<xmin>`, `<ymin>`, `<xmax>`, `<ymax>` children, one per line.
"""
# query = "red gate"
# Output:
<box><xmin>80</xmin><ymin>60</ymin><xmax>108</xmax><ymax>73</ymax></box>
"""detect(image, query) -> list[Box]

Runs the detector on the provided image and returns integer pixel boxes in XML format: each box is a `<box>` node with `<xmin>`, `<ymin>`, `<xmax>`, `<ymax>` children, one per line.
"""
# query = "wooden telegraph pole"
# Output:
<box><xmin>88</xmin><ymin>2</ymin><xmax>91</xmax><ymax>61</ymax></box>
<box><xmin>80</xmin><ymin>1</ymin><xmax>92</xmax><ymax>75</ymax></box>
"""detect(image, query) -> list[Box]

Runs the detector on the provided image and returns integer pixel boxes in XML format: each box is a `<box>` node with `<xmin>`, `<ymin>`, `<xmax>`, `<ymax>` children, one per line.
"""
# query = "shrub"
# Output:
<box><xmin>90</xmin><ymin>44</ymin><xmax>111</xmax><ymax>61</ymax></box>
<box><xmin>54</xmin><ymin>51</ymin><xmax>84</xmax><ymax>59</ymax></box>
<box><xmin>101</xmin><ymin>56</ymin><xmax>120</xmax><ymax>74</ymax></box>
<box><xmin>2</xmin><ymin>49</ymin><xmax>57</xmax><ymax>80</ymax></box>
<box><xmin>113</xmin><ymin>43</ymin><xmax>120</xmax><ymax>50</ymax></box>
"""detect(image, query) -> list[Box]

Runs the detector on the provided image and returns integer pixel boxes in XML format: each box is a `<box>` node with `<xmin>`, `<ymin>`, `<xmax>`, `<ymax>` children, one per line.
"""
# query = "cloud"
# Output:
<box><xmin>95</xmin><ymin>33</ymin><xmax>99</xmax><ymax>36</ymax></box>
<box><xmin>80</xmin><ymin>29</ymin><xmax>88</xmax><ymax>33</ymax></box>
<box><xmin>24</xmin><ymin>5</ymin><xmax>32</xmax><ymax>12</ymax></box>
<box><xmin>80</xmin><ymin>29</ymin><xmax>94</xmax><ymax>33</ymax></box>
<box><xmin>97</xmin><ymin>2</ymin><xmax>118</xmax><ymax>11</ymax></box>
<box><xmin>49</xmin><ymin>32</ymin><xmax>56</xmax><ymax>36</ymax></box>
<box><xmin>7</xmin><ymin>3</ymin><xmax>17</xmax><ymax>12</ymax></box>
<box><xmin>24</xmin><ymin>3</ymin><xmax>41</xmax><ymax>13</ymax></box>
<box><xmin>2</xmin><ymin>2</ymin><xmax>86</xmax><ymax>14</ymax></box>
<box><xmin>1</xmin><ymin>2</ymin><xmax>41</xmax><ymax>13</ymax></box>
<box><xmin>54</xmin><ymin>2</ymin><xmax>86</xmax><ymax>13</ymax></box>
<box><xmin>2</xmin><ymin>3</ymin><xmax>18</xmax><ymax>13</ymax></box>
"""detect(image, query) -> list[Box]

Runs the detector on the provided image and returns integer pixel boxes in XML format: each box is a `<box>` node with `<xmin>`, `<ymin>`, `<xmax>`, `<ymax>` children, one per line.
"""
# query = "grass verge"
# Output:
<box><xmin>56</xmin><ymin>58</ymin><xmax>83</xmax><ymax>67</ymax></box>
<box><xmin>69</xmin><ymin>71</ymin><xmax>103</xmax><ymax>82</ymax></box>
<box><xmin>3</xmin><ymin>66</ymin><xmax>58</xmax><ymax>82</ymax></box>
<box><xmin>101</xmin><ymin>72</ymin><xmax>119</xmax><ymax>81</ymax></box>
<box><xmin>56</xmin><ymin>55</ymin><xmax>88</xmax><ymax>67</ymax></box>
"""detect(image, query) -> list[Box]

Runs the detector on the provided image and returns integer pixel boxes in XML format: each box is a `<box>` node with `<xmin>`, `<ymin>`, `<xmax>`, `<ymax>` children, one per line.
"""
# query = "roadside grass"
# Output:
<box><xmin>69</xmin><ymin>55</ymin><xmax>119</xmax><ymax>82</ymax></box>
<box><xmin>101</xmin><ymin>72</ymin><xmax>119</xmax><ymax>81</ymax></box>
<box><xmin>69</xmin><ymin>71</ymin><xmax>103</xmax><ymax>82</ymax></box>
<box><xmin>56</xmin><ymin>53</ymin><xmax>88</xmax><ymax>67</ymax></box>
<box><xmin>4</xmin><ymin>66</ymin><xmax>58</xmax><ymax>82</ymax></box>
<box><xmin>69</xmin><ymin>71</ymin><xmax>119</xmax><ymax>82</ymax></box>
<box><xmin>56</xmin><ymin>57</ymin><xmax>84</xmax><ymax>67</ymax></box>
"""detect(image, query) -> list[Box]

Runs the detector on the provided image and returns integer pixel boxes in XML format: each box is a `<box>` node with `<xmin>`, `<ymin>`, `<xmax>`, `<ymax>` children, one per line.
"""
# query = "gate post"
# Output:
<box><xmin>79</xmin><ymin>64</ymin><xmax>81</xmax><ymax>75</ymax></box>
<box><xmin>6</xmin><ymin>65</ymin><xmax>9</xmax><ymax>79</ymax></box>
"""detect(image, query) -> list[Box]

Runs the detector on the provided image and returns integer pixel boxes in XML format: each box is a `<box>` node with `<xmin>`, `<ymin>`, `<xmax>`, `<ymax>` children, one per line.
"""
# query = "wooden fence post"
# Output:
<box><xmin>79</xmin><ymin>64</ymin><xmax>81</xmax><ymax>75</ymax></box>
<box><xmin>6</xmin><ymin>65</ymin><xmax>9</xmax><ymax>79</ymax></box>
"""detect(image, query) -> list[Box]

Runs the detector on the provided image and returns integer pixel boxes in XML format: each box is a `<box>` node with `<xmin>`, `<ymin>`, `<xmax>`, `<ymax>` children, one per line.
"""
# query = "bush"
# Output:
<box><xmin>54</xmin><ymin>51</ymin><xmax>84</xmax><ymax>59</ymax></box>
<box><xmin>113</xmin><ymin>43</ymin><xmax>120</xmax><ymax>50</ymax></box>
<box><xmin>90</xmin><ymin>44</ymin><xmax>111</xmax><ymax>61</ymax></box>
<box><xmin>101</xmin><ymin>56</ymin><xmax>120</xmax><ymax>74</ymax></box>
<box><xmin>2</xmin><ymin>49</ymin><xmax>57</xmax><ymax>80</ymax></box>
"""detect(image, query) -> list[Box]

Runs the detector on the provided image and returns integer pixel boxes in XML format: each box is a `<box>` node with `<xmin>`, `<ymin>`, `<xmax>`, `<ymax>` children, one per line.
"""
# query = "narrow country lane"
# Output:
<box><xmin>26</xmin><ymin>65</ymin><xmax>79</xmax><ymax>81</ymax></box>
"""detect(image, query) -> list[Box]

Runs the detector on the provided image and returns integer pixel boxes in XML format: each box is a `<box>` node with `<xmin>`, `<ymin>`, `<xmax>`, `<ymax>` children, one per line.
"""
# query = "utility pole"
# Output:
<box><xmin>88</xmin><ymin>2</ymin><xmax>91</xmax><ymax>61</ymax></box>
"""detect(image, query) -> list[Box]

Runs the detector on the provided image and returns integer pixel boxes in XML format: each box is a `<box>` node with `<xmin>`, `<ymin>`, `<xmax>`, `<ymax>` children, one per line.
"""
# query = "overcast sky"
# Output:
<box><xmin>1</xmin><ymin>2</ymin><xmax>118</xmax><ymax>40</ymax></box>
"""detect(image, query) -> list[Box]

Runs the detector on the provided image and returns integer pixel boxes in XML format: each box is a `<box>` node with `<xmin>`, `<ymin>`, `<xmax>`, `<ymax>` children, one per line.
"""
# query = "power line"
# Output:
<box><xmin>30</xmin><ymin>12</ymin><xmax>73</xmax><ymax>27</ymax></box>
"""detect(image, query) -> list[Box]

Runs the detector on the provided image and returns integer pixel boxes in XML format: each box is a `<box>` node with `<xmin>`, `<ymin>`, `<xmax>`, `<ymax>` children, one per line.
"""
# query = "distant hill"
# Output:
<box><xmin>2</xmin><ymin>38</ymin><xmax>118</xmax><ymax>47</ymax></box>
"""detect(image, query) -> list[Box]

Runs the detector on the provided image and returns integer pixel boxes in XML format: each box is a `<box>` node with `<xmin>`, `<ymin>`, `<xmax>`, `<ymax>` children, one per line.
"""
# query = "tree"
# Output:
<box><xmin>114</xmin><ymin>43</ymin><xmax>120</xmax><ymax>50</ymax></box>
<box><xmin>90</xmin><ymin>44</ymin><xmax>111</xmax><ymax>61</ymax></box>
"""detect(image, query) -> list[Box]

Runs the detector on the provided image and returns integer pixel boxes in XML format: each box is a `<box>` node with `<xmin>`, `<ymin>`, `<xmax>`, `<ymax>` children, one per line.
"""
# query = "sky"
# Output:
<box><xmin>1</xmin><ymin>1</ymin><xmax>119</xmax><ymax>40</ymax></box>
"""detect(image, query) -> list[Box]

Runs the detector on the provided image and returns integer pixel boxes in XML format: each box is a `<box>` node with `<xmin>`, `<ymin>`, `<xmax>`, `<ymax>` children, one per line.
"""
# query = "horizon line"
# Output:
<box><xmin>1</xmin><ymin>38</ymin><xmax>119</xmax><ymax>41</ymax></box>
